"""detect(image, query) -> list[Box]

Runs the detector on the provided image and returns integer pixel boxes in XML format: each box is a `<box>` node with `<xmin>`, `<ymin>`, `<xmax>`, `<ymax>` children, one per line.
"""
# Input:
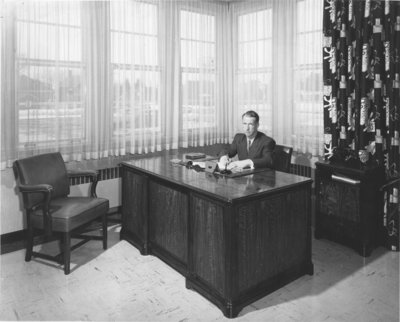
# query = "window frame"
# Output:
<box><xmin>179</xmin><ymin>5</ymin><xmax>217</xmax><ymax>132</ymax></box>
<box><xmin>234</xmin><ymin>4</ymin><xmax>273</xmax><ymax>133</ymax></box>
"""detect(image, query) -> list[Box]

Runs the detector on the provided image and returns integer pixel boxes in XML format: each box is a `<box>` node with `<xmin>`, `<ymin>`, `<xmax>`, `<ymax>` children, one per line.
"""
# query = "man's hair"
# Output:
<box><xmin>242</xmin><ymin>110</ymin><xmax>259</xmax><ymax>124</ymax></box>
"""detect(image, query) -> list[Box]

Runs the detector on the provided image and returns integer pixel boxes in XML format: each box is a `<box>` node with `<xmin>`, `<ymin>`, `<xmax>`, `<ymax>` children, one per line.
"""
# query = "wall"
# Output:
<box><xmin>1</xmin><ymin>168</ymin><xmax>24</xmax><ymax>235</ymax></box>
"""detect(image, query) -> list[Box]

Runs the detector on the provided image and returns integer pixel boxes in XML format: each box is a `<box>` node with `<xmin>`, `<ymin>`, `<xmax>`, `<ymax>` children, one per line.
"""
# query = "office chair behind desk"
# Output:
<box><xmin>273</xmin><ymin>144</ymin><xmax>293</xmax><ymax>173</ymax></box>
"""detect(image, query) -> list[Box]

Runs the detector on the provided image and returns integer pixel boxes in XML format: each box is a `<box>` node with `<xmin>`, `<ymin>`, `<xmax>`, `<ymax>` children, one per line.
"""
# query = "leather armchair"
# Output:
<box><xmin>13</xmin><ymin>152</ymin><xmax>109</xmax><ymax>274</ymax></box>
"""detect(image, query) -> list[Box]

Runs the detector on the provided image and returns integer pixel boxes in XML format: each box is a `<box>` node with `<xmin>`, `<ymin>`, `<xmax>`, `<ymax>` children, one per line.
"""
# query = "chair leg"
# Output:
<box><xmin>102</xmin><ymin>213</ymin><xmax>108</xmax><ymax>250</ymax></box>
<box><xmin>25</xmin><ymin>226</ymin><xmax>34</xmax><ymax>262</ymax></box>
<box><xmin>63</xmin><ymin>232</ymin><xmax>71</xmax><ymax>275</ymax></box>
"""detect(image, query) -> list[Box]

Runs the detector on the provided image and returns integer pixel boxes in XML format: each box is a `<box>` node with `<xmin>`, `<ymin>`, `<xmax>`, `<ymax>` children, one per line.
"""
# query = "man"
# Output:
<box><xmin>218</xmin><ymin>110</ymin><xmax>275</xmax><ymax>171</ymax></box>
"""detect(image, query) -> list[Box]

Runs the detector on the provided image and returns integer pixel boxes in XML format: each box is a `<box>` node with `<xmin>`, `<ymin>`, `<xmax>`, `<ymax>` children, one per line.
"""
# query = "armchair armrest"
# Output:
<box><xmin>19</xmin><ymin>183</ymin><xmax>53</xmax><ymax>194</ymax></box>
<box><xmin>67</xmin><ymin>169</ymin><xmax>99</xmax><ymax>197</ymax></box>
<box><xmin>18</xmin><ymin>183</ymin><xmax>53</xmax><ymax>235</ymax></box>
<box><xmin>67</xmin><ymin>169</ymin><xmax>98</xmax><ymax>178</ymax></box>
<box><xmin>18</xmin><ymin>183</ymin><xmax>53</xmax><ymax>207</ymax></box>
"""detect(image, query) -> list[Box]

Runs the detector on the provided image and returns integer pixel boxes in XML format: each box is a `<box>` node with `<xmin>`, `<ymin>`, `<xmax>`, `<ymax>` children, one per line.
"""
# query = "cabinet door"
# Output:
<box><xmin>315</xmin><ymin>167</ymin><xmax>363</xmax><ymax>248</ymax></box>
<box><xmin>314</xmin><ymin>163</ymin><xmax>383</xmax><ymax>256</ymax></box>
<box><xmin>319</xmin><ymin>177</ymin><xmax>360</xmax><ymax>222</ymax></box>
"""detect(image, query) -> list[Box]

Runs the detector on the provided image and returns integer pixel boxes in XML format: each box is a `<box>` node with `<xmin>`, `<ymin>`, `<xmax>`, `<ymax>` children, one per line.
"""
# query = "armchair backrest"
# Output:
<box><xmin>13</xmin><ymin>152</ymin><xmax>70</xmax><ymax>209</ymax></box>
<box><xmin>273</xmin><ymin>145</ymin><xmax>293</xmax><ymax>173</ymax></box>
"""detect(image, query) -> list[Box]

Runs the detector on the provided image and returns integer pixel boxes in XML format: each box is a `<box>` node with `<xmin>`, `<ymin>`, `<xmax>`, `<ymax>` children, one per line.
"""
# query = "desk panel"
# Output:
<box><xmin>191</xmin><ymin>194</ymin><xmax>226</xmax><ymax>295</ymax></box>
<box><xmin>237</xmin><ymin>187</ymin><xmax>311</xmax><ymax>293</ymax></box>
<box><xmin>149</xmin><ymin>180</ymin><xmax>188</xmax><ymax>272</ymax></box>
<box><xmin>121</xmin><ymin>168</ymin><xmax>148</xmax><ymax>254</ymax></box>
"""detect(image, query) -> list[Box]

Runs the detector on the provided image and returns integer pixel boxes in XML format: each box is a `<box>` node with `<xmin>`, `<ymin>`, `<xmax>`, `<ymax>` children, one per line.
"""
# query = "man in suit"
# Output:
<box><xmin>218</xmin><ymin>110</ymin><xmax>275</xmax><ymax>171</ymax></box>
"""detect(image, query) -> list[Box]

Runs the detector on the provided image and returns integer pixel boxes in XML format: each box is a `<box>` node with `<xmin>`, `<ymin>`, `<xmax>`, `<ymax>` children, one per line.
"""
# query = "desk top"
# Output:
<box><xmin>122</xmin><ymin>153</ymin><xmax>312</xmax><ymax>203</ymax></box>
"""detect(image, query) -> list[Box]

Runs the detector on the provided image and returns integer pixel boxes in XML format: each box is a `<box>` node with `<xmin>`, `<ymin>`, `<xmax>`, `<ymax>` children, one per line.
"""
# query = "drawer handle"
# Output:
<box><xmin>331</xmin><ymin>174</ymin><xmax>360</xmax><ymax>185</ymax></box>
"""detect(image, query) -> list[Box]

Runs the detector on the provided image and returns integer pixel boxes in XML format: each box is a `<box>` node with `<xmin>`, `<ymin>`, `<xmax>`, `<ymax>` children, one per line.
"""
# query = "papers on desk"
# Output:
<box><xmin>170</xmin><ymin>159</ymin><xmax>182</xmax><ymax>164</ymax></box>
<box><xmin>218</xmin><ymin>167</ymin><xmax>267</xmax><ymax>178</ymax></box>
<box><xmin>170</xmin><ymin>155</ymin><xmax>218</xmax><ymax>166</ymax></box>
<box><xmin>192</xmin><ymin>161</ymin><xmax>205</xmax><ymax>169</ymax></box>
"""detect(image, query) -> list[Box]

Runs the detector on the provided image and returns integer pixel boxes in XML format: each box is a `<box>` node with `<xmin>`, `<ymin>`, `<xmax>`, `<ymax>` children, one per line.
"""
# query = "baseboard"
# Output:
<box><xmin>0</xmin><ymin>229</ymin><xmax>26</xmax><ymax>246</ymax></box>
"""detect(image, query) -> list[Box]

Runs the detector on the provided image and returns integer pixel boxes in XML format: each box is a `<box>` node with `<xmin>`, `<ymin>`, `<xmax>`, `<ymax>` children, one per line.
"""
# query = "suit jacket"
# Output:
<box><xmin>221</xmin><ymin>132</ymin><xmax>276</xmax><ymax>169</ymax></box>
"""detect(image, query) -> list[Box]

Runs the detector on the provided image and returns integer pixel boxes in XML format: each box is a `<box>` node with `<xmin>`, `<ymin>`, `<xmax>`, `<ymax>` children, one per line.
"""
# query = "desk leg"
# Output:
<box><xmin>185</xmin><ymin>279</ymin><xmax>239</xmax><ymax>319</ymax></box>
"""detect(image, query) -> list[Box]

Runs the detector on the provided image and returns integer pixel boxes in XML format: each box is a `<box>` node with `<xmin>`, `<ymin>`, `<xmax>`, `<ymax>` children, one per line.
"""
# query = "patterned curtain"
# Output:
<box><xmin>323</xmin><ymin>0</ymin><xmax>400</xmax><ymax>250</ymax></box>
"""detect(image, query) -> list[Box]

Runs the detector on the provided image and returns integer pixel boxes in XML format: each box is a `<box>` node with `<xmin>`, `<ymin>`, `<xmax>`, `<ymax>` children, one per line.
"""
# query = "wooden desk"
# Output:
<box><xmin>121</xmin><ymin>153</ymin><xmax>314</xmax><ymax>318</ymax></box>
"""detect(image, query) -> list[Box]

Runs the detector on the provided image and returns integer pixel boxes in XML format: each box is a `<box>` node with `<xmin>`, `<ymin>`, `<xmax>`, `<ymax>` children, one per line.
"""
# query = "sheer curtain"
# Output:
<box><xmin>179</xmin><ymin>1</ymin><xmax>232</xmax><ymax>148</ymax></box>
<box><xmin>1</xmin><ymin>1</ymin><xmax>16</xmax><ymax>168</ymax></box>
<box><xmin>1</xmin><ymin>1</ymin><xmax>108</xmax><ymax>166</ymax></box>
<box><xmin>231</xmin><ymin>0</ymin><xmax>324</xmax><ymax>156</ymax></box>
<box><xmin>111</xmin><ymin>0</ymin><xmax>231</xmax><ymax>154</ymax></box>
<box><xmin>82</xmin><ymin>1</ymin><xmax>112</xmax><ymax>160</ymax></box>
<box><xmin>2</xmin><ymin>1</ymin><xmax>83</xmax><ymax>167</ymax></box>
<box><xmin>1</xmin><ymin>0</ymin><xmax>232</xmax><ymax>168</ymax></box>
<box><xmin>292</xmin><ymin>0</ymin><xmax>324</xmax><ymax>156</ymax></box>
<box><xmin>111</xmin><ymin>0</ymin><xmax>163</xmax><ymax>154</ymax></box>
<box><xmin>1</xmin><ymin>0</ymin><xmax>324</xmax><ymax>169</ymax></box>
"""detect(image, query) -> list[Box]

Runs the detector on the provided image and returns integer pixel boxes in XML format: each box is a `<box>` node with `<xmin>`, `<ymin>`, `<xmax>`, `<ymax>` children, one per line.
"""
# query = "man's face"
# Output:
<box><xmin>242</xmin><ymin>115</ymin><xmax>258</xmax><ymax>139</ymax></box>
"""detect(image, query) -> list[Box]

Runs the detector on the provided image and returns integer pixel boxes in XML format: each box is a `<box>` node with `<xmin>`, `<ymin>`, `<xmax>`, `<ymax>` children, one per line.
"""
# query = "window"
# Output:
<box><xmin>2</xmin><ymin>0</ymin><xmax>325</xmax><ymax>167</ymax></box>
<box><xmin>293</xmin><ymin>0</ymin><xmax>323</xmax><ymax>151</ymax></box>
<box><xmin>15</xmin><ymin>2</ymin><xmax>83</xmax><ymax>147</ymax></box>
<box><xmin>235</xmin><ymin>1</ymin><xmax>323</xmax><ymax>154</ymax></box>
<box><xmin>110</xmin><ymin>1</ymin><xmax>160</xmax><ymax>140</ymax></box>
<box><xmin>236</xmin><ymin>8</ymin><xmax>273</xmax><ymax>132</ymax></box>
<box><xmin>180</xmin><ymin>10</ymin><xmax>216</xmax><ymax>130</ymax></box>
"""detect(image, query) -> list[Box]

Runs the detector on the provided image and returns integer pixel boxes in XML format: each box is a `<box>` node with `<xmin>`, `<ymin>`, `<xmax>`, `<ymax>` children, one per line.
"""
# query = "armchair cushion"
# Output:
<box><xmin>30</xmin><ymin>197</ymin><xmax>109</xmax><ymax>232</ymax></box>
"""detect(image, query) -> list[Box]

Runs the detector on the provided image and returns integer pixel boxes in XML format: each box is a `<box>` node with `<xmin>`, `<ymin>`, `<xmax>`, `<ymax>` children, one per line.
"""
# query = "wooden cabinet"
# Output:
<box><xmin>314</xmin><ymin>161</ymin><xmax>385</xmax><ymax>257</ymax></box>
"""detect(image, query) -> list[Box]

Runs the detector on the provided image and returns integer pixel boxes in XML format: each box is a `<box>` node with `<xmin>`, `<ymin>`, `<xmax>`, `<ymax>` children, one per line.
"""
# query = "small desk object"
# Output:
<box><xmin>120</xmin><ymin>153</ymin><xmax>314</xmax><ymax>318</ymax></box>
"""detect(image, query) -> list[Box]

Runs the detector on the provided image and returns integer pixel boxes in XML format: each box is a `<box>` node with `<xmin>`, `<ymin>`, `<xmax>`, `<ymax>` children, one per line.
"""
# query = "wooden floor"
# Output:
<box><xmin>0</xmin><ymin>224</ymin><xmax>398</xmax><ymax>322</ymax></box>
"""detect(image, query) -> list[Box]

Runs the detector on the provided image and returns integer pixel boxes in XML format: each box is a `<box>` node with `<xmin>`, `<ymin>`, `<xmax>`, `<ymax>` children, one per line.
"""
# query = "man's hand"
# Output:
<box><xmin>227</xmin><ymin>159</ymin><xmax>253</xmax><ymax>170</ymax></box>
<box><xmin>218</xmin><ymin>155</ymin><xmax>230</xmax><ymax>170</ymax></box>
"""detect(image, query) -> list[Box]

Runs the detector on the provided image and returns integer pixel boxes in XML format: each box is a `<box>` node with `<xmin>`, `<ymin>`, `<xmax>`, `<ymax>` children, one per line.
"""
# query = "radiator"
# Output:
<box><xmin>69</xmin><ymin>166</ymin><xmax>121</xmax><ymax>186</ymax></box>
<box><xmin>290</xmin><ymin>163</ymin><xmax>313</xmax><ymax>178</ymax></box>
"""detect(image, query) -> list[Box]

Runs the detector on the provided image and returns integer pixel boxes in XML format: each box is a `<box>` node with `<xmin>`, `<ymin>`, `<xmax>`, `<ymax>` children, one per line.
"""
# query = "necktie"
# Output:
<box><xmin>248</xmin><ymin>140</ymin><xmax>251</xmax><ymax>152</ymax></box>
